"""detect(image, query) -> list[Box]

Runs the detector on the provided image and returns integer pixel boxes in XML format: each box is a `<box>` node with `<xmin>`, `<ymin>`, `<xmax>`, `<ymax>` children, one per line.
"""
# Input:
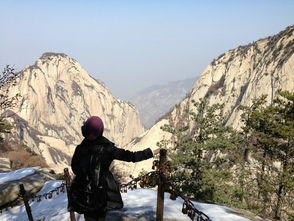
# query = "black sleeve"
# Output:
<box><xmin>112</xmin><ymin>146</ymin><xmax>154</xmax><ymax>163</ymax></box>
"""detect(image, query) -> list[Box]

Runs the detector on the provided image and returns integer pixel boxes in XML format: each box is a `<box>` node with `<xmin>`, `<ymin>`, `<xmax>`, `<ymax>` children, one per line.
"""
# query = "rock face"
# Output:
<box><xmin>119</xmin><ymin>25</ymin><xmax>294</xmax><ymax>177</ymax></box>
<box><xmin>0</xmin><ymin>158</ymin><xmax>11</xmax><ymax>172</ymax></box>
<box><xmin>0</xmin><ymin>167</ymin><xmax>55</xmax><ymax>207</ymax></box>
<box><xmin>114</xmin><ymin>119</ymin><xmax>172</xmax><ymax>178</ymax></box>
<box><xmin>1</xmin><ymin>53</ymin><xmax>145</xmax><ymax>172</ymax></box>
<box><xmin>129</xmin><ymin>77</ymin><xmax>197</xmax><ymax>128</ymax></box>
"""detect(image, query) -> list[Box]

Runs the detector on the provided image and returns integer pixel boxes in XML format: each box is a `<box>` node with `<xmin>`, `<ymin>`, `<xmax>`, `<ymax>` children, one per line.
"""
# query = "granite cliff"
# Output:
<box><xmin>1</xmin><ymin>53</ymin><xmax>145</xmax><ymax>172</ymax></box>
<box><xmin>119</xmin><ymin>25</ymin><xmax>294</xmax><ymax>177</ymax></box>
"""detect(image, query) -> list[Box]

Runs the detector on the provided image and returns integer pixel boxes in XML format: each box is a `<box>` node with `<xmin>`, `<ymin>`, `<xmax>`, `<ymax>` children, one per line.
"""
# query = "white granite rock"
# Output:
<box><xmin>0</xmin><ymin>158</ymin><xmax>11</xmax><ymax>172</ymax></box>
<box><xmin>1</xmin><ymin>53</ymin><xmax>145</xmax><ymax>172</ymax></box>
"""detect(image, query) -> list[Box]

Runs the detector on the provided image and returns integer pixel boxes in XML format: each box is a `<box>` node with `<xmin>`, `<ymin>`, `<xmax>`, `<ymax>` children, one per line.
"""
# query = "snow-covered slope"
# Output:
<box><xmin>0</xmin><ymin>167</ymin><xmax>40</xmax><ymax>184</ymax></box>
<box><xmin>0</xmin><ymin>167</ymin><xmax>264</xmax><ymax>221</ymax></box>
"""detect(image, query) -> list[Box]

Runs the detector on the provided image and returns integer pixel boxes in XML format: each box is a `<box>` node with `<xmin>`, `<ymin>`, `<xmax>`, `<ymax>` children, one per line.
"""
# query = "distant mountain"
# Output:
<box><xmin>129</xmin><ymin>78</ymin><xmax>197</xmax><ymax>128</ymax></box>
<box><xmin>1</xmin><ymin>53</ymin><xmax>145</xmax><ymax>172</ymax></box>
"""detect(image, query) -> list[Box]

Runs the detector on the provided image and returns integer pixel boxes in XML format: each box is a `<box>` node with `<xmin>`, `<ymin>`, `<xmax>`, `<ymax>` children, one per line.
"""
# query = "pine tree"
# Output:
<box><xmin>160</xmin><ymin>98</ymin><xmax>241</xmax><ymax>204</ymax></box>
<box><xmin>239</xmin><ymin>90</ymin><xmax>294</xmax><ymax>219</ymax></box>
<box><xmin>270</xmin><ymin>90</ymin><xmax>294</xmax><ymax>219</ymax></box>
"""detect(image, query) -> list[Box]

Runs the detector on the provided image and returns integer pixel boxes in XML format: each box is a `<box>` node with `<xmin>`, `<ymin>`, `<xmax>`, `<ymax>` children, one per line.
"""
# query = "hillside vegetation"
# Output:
<box><xmin>0</xmin><ymin>142</ymin><xmax>48</xmax><ymax>170</ymax></box>
<box><xmin>159</xmin><ymin>90</ymin><xmax>294</xmax><ymax>220</ymax></box>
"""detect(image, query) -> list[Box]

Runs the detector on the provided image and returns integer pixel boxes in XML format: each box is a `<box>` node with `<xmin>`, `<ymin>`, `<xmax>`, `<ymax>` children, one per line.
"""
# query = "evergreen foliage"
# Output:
<box><xmin>0</xmin><ymin>119</ymin><xmax>12</xmax><ymax>142</ymax></box>
<box><xmin>159</xmin><ymin>91</ymin><xmax>294</xmax><ymax>220</ymax></box>
<box><xmin>159</xmin><ymin>98</ymin><xmax>241</xmax><ymax>205</ymax></box>
<box><xmin>239</xmin><ymin>90</ymin><xmax>294</xmax><ymax>219</ymax></box>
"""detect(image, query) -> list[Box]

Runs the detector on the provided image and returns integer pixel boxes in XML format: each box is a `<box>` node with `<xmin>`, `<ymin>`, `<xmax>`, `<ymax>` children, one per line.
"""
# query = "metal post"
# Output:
<box><xmin>19</xmin><ymin>184</ymin><xmax>34</xmax><ymax>221</ymax></box>
<box><xmin>156</xmin><ymin>149</ymin><xmax>167</xmax><ymax>221</ymax></box>
<box><xmin>64</xmin><ymin>168</ymin><xmax>76</xmax><ymax>221</ymax></box>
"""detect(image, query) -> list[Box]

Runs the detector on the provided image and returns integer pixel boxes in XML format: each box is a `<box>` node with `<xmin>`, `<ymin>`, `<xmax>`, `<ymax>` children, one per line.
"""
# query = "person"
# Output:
<box><xmin>69</xmin><ymin>116</ymin><xmax>161</xmax><ymax>221</ymax></box>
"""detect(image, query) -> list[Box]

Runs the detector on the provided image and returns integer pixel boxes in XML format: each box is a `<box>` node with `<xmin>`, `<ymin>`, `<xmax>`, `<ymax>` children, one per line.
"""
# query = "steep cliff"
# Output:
<box><xmin>120</xmin><ymin>25</ymin><xmax>294</xmax><ymax>177</ymax></box>
<box><xmin>1</xmin><ymin>53</ymin><xmax>145</xmax><ymax>172</ymax></box>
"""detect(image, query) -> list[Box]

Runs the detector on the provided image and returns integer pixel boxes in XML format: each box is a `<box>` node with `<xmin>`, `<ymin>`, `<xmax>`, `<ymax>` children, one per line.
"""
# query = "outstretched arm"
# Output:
<box><xmin>113</xmin><ymin>146</ymin><xmax>154</xmax><ymax>162</ymax></box>
<box><xmin>112</xmin><ymin>146</ymin><xmax>164</xmax><ymax>162</ymax></box>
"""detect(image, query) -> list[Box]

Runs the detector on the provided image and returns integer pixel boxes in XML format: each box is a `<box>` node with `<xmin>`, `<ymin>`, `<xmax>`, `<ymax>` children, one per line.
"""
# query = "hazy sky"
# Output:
<box><xmin>0</xmin><ymin>0</ymin><xmax>293</xmax><ymax>100</ymax></box>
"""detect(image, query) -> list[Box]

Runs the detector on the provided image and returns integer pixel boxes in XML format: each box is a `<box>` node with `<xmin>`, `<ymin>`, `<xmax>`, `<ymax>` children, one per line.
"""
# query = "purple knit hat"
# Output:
<box><xmin>82</xmin><ymin>116</ymin><xmax>104</xmax><ymax>138</ymax></box>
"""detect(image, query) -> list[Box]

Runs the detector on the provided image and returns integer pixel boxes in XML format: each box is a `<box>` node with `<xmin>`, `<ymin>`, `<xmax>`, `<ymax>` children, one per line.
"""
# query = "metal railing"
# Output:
<box><xmin>1</xmin><ymin>149</ymin><xmax>211</xmax><ymax>221</ymax></box>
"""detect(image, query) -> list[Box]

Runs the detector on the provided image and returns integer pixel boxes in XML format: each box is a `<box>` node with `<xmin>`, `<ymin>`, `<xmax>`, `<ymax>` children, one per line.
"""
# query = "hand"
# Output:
<box><xmin>153</xmin><ymin>148</ymin><xmax>165</xmax><ymax>155</ymax></box>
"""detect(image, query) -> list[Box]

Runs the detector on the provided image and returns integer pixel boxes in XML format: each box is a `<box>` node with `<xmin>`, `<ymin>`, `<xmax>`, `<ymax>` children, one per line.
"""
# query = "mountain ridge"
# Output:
<box><xmin>1</xmin><ymin>53</ymin><xmax>145</xmax><ymax>172</ymax></box>
<box><xmin>116</xmin><ymin>25</ymin><xmax>294</xmax><ymax>178</ymax></box>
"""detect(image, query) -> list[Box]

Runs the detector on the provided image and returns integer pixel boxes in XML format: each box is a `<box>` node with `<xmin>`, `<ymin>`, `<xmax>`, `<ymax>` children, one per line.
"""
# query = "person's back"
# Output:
<box><xmin>69</xmin><ymin>116</ymin><xmax>161</xmax><ymax>221</ymax></box>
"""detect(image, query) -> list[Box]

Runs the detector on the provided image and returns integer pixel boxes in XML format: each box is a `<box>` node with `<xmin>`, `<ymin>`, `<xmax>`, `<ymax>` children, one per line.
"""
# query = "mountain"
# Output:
<box><xmin>117</xmin><ymin>25</ymin><xmax>294</xmax><ymax>177</ymax></box>
<box><xmin>1</xmin><ymin>53</ymin><xmax>145</xmax><ymax>172</ymax></box>
<box><xmin>129</xmin><ymin>77</ymin><xmax>197</xmax><ymax>128</ymax></box>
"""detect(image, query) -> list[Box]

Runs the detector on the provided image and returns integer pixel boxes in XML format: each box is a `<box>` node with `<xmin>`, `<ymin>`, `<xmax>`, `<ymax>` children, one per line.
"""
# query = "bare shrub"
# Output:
<box><xmin>0</xmin><ymin>142</ymin><xmax>48</xmax><ymax>170</ymax></box>
<box><xmin>6</xmin><ymin>150</ymin><xmax>48</xmax><ymax>170</ymax></box>
<box><xmin>0</xmin><ymin>141</ymin><xmax>15</xmax><ymax>153</ymax></box>
<box><xmin>0</xmin><ymin>65</ymin><xmax>21</xmax><ymax>111</ymax></box>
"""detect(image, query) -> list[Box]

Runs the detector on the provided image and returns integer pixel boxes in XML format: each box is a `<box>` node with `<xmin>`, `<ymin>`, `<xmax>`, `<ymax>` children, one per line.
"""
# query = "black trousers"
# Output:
<box><xmin>84</xmin><ymin>210</ymin><xmax>106</xmax><ymax>221</ymax></box>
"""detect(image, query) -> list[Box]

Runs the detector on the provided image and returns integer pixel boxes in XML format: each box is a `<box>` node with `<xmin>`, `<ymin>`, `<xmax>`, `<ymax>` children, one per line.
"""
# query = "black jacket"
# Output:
<box><xmin>70</xmin><ymin>136</ymin><xmax>153</xmax><ymax>212</ymax></box>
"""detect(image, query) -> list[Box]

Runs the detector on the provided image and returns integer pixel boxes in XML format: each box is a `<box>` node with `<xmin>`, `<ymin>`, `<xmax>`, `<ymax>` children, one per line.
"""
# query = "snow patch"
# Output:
<box><xmin>0</xmin><ymin>179</ymin><xmax>252</xmax><ymax>221</ymax></box>
<box><xmin>0</xmin><ymin>167</ymin><xmax>40</xmax><ymax>184</ymax></box>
